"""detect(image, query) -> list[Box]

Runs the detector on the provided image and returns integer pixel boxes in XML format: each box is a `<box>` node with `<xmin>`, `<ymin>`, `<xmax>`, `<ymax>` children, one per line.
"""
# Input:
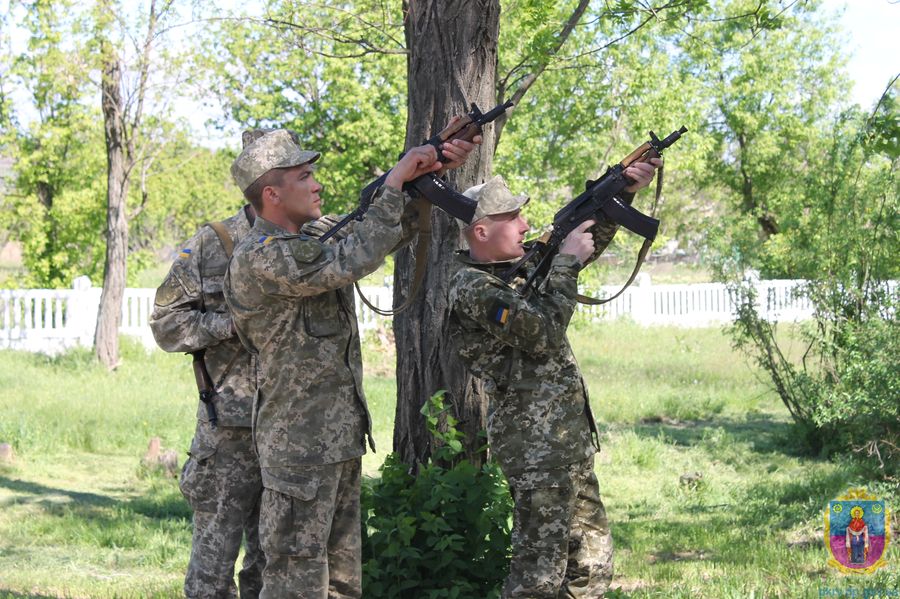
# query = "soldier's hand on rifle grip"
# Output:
<box><xmin>623</xmin><ymin>157</ymin><xmax>663</xmax><ymax>193</ymax></box>
<box><xmin>385</xmin><ymin>144</ymin><xmax>441</xmax><ymax>190</ymax></box>
<box><xmin>559</xmin><ymin>220</ymin><xmax>597</xmax><ymax>265</ymax></box>
<box><xmin>437</xmin><ymin>116</ymin><xmax>483</xmax><ymax>172</ymax></box>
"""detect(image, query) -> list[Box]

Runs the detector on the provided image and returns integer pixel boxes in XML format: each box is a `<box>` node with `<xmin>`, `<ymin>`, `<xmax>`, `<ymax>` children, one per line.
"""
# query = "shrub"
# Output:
<box><xmin>361</xmin><ymin>391</ymin><xmax>513</xmax><ymax>598</ymax></box>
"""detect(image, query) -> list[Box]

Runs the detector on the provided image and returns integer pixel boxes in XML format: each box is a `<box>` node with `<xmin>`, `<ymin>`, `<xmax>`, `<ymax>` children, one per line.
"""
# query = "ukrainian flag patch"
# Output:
<box><xmin>489</xmin><ymin>301</ymin><xmax>510</xmax><ymax>326</ymax></box>
<box><xmin>258</xmin><ymin>235</ymin><xmax>275</xmax><ymax>245</ymax></box>
<box><xmin>178</xmin><ymin>248</ymin><xmax>192</xmax><ymax>259</ymax></box>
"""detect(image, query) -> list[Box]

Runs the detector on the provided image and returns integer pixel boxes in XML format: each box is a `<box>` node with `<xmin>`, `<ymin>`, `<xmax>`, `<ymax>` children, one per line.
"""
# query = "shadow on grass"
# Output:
<box><xmin>0</xmin><ymin>475</ymin><xmax>118</xmax><ymax>508</ymax></box>
<box><xmin>612</xmin><ymin>464</ymin><xmax>854</xmax><ymax>568</ymax></box>
<box><xmin>628</xmin><ymin>413</ymin><xmax>812</xmax><ymax>457</ymax></box>
<box><xmin>0</xmin><ymin>474</ymin><xmax>191</xmax><ymax>521</ymax></box>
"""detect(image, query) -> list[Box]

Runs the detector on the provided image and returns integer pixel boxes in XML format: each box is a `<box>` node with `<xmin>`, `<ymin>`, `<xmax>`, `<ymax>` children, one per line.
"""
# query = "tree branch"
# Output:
<box><xmin>494</xmin><ymin>0</ymin><xmax>590</xmax><ymax>147</ymax></box>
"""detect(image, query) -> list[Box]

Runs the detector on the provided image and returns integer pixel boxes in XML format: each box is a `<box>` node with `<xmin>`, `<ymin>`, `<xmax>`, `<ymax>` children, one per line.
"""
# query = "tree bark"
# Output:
<box><xmin>94</xmin><ymin>44</ymin><xmax>129</xmax><ymax>369</ymax></box>
<box><xmin>392</xmin><ymin>0</ymin><xmax>500</xmax><ymax>468</ymax></box>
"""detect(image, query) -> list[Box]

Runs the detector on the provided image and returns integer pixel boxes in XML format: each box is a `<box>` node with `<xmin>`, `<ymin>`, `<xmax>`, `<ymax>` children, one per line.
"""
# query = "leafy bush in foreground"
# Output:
<box><xmin>362</xmin><ymin>392</ymin><xmax>512</xmax><ymax>598</ymax></box>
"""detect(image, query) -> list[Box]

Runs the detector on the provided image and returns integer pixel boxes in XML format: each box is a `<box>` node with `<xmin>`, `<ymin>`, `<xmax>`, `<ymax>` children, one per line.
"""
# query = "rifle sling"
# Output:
<box><xmin>575</xmin><ymin>238</ymin><xmax>652</xmax><ymax>305</ymax></box>
<box><xmin>354</xmin><ymin>198</ymin><xmax>432</xmax><ymax>317</ymax></box>
<box><xmin>206</xmin><ymin>221</ymin><xmax>234</xmax><ymax>258</ymax></box>
<box><xmin>199</xmin><ymin>220</ymin><xmax>243</xmax><ymax>392</ymax></box>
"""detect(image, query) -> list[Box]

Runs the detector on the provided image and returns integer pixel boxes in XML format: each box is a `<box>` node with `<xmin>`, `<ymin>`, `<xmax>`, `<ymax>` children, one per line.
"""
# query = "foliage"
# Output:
<box><xmin>686</xmin><ymin>0</ymin><xmax>850</xmax><ymax>254</ymax></box>
<box><xmin>361</xmin><ymin>391</ymin><xmax>512</xmax><ymax>598</ymax></box>
<box><xmin>0</xmin><ymin>1</ymin><xmax>243</xmax><ymax>288</ymax></box>
<box><xmin>201</xmin><ymin>0</ymin><xmax>407</xmax><ymax>213</ymax></box>
<box><xmin>726</xmin><ymin>89</ymin><xmax>900</xmax><ymax>477</ymax></box>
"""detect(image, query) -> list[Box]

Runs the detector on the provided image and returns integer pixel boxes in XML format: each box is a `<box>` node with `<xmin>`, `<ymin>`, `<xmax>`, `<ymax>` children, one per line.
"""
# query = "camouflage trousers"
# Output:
<box><xmin>179</xmin><ymin>422</ymin><xmax>265</xmax><ymax>599</ymax></box>
<box><xmin>502</xmin><ymin>457</ymin><xmax>613</xmax><ymax>598</ymax></box>
<box><xmin>258</xmin><ymin>457</ymin><xmax>362</xmax><ymax>599</ymax></box>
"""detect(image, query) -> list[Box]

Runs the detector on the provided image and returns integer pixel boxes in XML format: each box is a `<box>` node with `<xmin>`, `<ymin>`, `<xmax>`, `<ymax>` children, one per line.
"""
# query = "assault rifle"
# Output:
<box><xmin>319</xmin><ymin>101</ymin><xmax>514</xmax><ymax>242</ymax></box>
<box><xmin>502</xmin><ymin>126</ymin><xmax>687</xmax><ymax>302</ymax></box>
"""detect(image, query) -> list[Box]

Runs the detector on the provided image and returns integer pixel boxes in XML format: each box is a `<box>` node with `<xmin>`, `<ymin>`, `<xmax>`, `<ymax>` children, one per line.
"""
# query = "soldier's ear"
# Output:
<box><xmin>261</xmin><ymin>185</ymin><xmax>281</xmax><ymax>206</ymax></box>
<box><xmin>473</xmin><ymin>222</ymin><xmax>490</xmax><ymax>242</ymax></box>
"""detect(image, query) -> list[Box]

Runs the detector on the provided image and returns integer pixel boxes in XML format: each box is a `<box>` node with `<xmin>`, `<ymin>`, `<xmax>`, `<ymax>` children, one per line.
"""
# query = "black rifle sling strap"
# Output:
<box><xmin>202</xmin><ymin>220</ymin><xmax>243</xmax><ymax>389</ymax></box>
<box><xmin>575</xmin><ymin>170</ymin><xmax>663</xmax><ymax>306</ymax></box>
<box><xmin>354</xmin><ymin>198</ymin><xmax>432</xmax><ymax>316</ymax></box>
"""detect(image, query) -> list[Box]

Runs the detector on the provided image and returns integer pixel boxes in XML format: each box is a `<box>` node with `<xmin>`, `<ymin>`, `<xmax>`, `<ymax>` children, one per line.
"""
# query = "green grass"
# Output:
<box><xmin>0</xmin><ymin>324</ymin><xmax>897</xmax><ymax>597</ymax></box>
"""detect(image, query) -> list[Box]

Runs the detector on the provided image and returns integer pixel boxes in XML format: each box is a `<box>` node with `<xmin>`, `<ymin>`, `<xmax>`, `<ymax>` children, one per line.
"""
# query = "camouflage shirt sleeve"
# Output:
<box><xmin>255</xmin><ymin>185</ymin><xmax>409</xmax><ymax>298</ymax></box>
<box><xmin>149</xmin><ymin>229</ymin><xmax>234</xmax><ymax>353</ymax></box>
<box><xmin>456</xmin><ymin>253</ymin><xmax>581</xmax><ymax>353</ymax></box>
<box><xmin>300</xmin><ymin>214</ymin><xmax>350</xmax><ymax>241</ymax></box>
<box><xmin>300</xmin><ymin>196</ymin><xmax>423</xmax><ymax>254</ymax></box>
<box><xmin>584</xmin><ymin>190</ymin><xmax>636</xmax><ymax>266</ymax></box>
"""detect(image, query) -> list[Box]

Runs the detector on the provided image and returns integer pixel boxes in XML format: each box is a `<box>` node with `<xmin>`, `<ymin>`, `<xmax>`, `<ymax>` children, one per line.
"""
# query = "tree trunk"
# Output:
<box><xmin>94</xmin><ymin>46</ymin><xmax>129</xmax><ymax>370</ymax></box>
<box><xmin>392</xmin><ymin>0</ymin><xmax>500</xmax><ymax>468</ymax></box>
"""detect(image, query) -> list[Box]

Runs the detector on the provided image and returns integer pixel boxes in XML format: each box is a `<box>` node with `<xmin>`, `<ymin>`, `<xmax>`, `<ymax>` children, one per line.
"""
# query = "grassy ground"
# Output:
<box><xmin>0</xmin><ymin>324</ymin><xmax>897</xmax><ymax>598</ymax></box>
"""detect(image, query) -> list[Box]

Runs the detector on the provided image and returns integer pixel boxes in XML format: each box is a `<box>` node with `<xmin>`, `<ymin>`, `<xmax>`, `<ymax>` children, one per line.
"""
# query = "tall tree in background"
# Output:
<box><xmin>2</xmin><ymin>1</ymin><xmax>235</xmax><ymax>291</ymax></box>
<box><xmin>92</xmin><ymin>0</ymin><xmax>181</xmax><ymax>368</ymax></box>
<box><xmin>0</xmin><ymin>0</ymin><xmax>105</xmax><ymax>287</ymax></box>
<box><xmin>683</xmin><ymin>0</ymin><xmax>848</xmax><ymax>250</ymax></box>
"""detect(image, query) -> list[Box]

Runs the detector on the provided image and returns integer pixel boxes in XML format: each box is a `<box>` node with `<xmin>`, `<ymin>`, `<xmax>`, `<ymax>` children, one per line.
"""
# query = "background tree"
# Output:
<box><xmin>0</xmin><ymin>0</ymin><xmax>105</xmax><ymax>288</ymax></box>
<box><xmin>2</xmin><ymin>0</ymin><xmax>241</xmax><ymax>362</ymax></box>
<box><xmin>727</xmin><ymin>82</ymin><xmax>899</xmax><ymax>475</ymax></box>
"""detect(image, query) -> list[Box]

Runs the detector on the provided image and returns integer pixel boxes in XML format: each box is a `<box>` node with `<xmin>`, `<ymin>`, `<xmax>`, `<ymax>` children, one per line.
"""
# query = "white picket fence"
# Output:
<box><xmin>0</xmin><ymin>275</ymin><xmax>832</xmax><ymax>355</ymax></box>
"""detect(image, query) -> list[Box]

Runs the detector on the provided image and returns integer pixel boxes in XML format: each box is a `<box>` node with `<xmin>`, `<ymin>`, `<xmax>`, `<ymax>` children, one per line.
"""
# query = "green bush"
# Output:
<box><xmin>730</xmin><ymin>284</ymin><xmax>899</xmax><ymax>477</ymax></box>
<box><xmin>810</xmin><ymin>306</ymin><xmax>899</xmax><ymax>475</ymax></box>
<box><xmin>361</xmin><ymin>392</ymin><xmax>513</xmax><ymax>598</ymax></box>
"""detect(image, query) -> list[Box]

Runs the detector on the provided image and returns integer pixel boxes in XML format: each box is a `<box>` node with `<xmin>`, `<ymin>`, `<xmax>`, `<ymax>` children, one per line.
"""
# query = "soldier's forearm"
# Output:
<box><xmin>150</xmin><ymin>310</ymin><xmax>233</xmax><ymax>353</ymax></box>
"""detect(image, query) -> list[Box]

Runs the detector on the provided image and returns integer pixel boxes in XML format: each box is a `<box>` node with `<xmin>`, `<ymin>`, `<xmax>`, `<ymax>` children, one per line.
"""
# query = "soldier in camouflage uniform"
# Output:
<box><xmin>149</xmin><ymin>130</ymin><xmax>285</xmax><ymax>599</ymax></box>
<box><xmin>447</xmin><ymin>166</ymin><xmax>660</xmax><ymax>598</ymax></box>
<box><xmin>222</xmin><ymin>128</ymin><xmax>479</xmax><ymax>598</ymax></box>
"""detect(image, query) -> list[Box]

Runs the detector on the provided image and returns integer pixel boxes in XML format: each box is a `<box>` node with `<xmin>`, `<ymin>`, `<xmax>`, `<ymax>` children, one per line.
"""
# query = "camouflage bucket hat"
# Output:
<box><xmin>462</xmin><ymin>175</ymin><xmax>529</xmax><ymax>224</ymax></box>
<box><xmin>231</xmin><ymin>129</ymin><xmax>320</xmax><ymax>192</ymax></box>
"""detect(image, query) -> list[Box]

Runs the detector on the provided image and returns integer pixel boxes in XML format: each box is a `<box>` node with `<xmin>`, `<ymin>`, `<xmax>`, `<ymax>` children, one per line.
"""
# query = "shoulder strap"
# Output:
<box><xmin>200</xmin><ymin>220</ymin><xmax>242</xmax><ymax>391</ymax></box>
<box><xmin>206</xmin><ymin>221</ymin><xmax>234</xmax><ymax>259</ymax></box>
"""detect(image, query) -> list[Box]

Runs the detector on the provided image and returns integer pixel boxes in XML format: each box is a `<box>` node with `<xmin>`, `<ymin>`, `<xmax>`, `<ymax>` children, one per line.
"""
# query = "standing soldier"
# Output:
<box><xmin>149</xmin><ymin>130</ymin><xmax>289</xmax><ymax>599</ymax></box>
<box><xmin>223</xmin><ymin>128</ymin><xmax>479</xmax><ymax>598</ymax></box>
<box><xmin>447</xmin><ymin>166</ymin><xmax>659</xmax><ymax>598</ymax></box>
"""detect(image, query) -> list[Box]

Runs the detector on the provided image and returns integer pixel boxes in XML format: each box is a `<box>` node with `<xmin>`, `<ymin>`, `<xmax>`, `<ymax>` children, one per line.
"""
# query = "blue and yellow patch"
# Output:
<box><xmin>178</xmin><ymin>248</ymin><xmax>192</xmax><ymax>259</ymax></box>
<box><xmin>489</xmin><ymin>300</ymin><xmax>510</xmax><ymax>326</ymax></box>
<box><xmin>258</xmin><ymin>235</ymin><xmax>276</xmax><ymax>245</ymax></box>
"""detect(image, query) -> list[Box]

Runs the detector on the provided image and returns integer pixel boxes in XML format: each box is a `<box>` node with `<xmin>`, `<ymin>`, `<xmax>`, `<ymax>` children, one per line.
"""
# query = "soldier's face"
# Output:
<box><xmin>273</xmin><ymin>163</ymin><xmax>323</xmax><ymax>225</ymax></box>
<box><xmin>480</xmin><ymin>210</ymin><xmax>529</xmax><ymax>261</ymax></box>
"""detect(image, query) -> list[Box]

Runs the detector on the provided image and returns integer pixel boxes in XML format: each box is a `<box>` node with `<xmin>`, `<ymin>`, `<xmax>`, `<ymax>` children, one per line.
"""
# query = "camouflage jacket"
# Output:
<box><xmin>223</xmin><ymin>186</ymin><xmax>410</xmax><ymax>469</ymax></box>
<box><xmin>447</xmin><ymin>215</ymin><xmax>624</xmax><ymax>477</ymax></box>
<box><xmin>149</xmin><ymin>206</ymin><xmax>256</xmax><ymax>428</ymax></box>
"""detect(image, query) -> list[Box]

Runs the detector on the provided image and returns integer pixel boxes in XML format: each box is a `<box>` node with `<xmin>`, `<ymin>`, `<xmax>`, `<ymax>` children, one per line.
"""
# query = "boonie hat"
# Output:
<box><xmin>231</xmin><ymin>129</ymin><xmax>320</xmax><ymax>192</ymax></box>
<box><xmin>462</xmin><ymin>175</ymin><xmax>529</xmax><ymax>225</ymax></box>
